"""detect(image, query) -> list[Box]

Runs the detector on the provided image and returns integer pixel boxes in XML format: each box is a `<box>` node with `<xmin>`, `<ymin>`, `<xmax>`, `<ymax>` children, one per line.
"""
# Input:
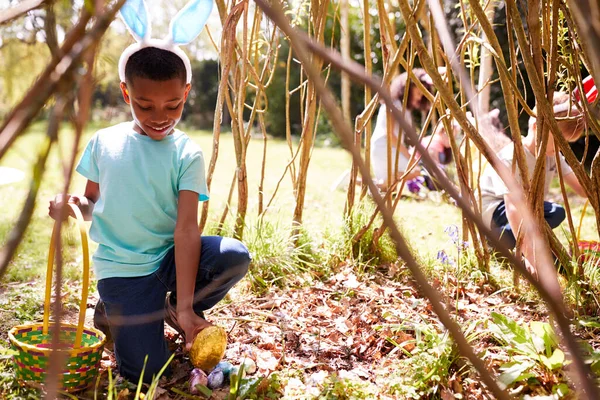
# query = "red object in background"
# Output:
<box><xmin>574</xmin><ymin>75</ymin><xmax>598</xmax><ymax>104</ymax></box>
<box><xmin>578</xmin><ymin>240</ymin><xmax>600</xmax><ymax>263</ymax></box>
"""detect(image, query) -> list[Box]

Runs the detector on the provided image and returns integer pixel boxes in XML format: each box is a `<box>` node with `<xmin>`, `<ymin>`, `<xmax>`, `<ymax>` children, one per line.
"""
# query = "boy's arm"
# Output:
<box><xmin>74</xmin><ymin>180</ymin><xmax>100</xmax><ymax>220</ymax></box>
<box><xmin>563</xmin><ymin>171</ymin><xmax>587</xmax><ymax>198</ymax></box>
<box><xmin>174</xmin><ymin>190</ymin><xmax>211</xmax><ymax>350</ymax></box>
<box><xmin>49</xmin><ymin>180</ymin><xmax>99</xmax><ymax>221</ymax></box>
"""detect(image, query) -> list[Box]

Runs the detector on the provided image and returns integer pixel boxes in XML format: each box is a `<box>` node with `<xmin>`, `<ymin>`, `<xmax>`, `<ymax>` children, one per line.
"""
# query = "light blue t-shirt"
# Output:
<box><xmin>75</xmin><ymin>122</ymin><xmax>209</xmax><ymax>280</ymax></box>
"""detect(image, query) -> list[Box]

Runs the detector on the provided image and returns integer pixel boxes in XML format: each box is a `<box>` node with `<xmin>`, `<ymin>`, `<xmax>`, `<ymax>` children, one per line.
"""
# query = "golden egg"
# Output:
<box><xmin>189</xmin><ymin>326</ymin><xmax>227</xmax><ymax>371</ymax></box>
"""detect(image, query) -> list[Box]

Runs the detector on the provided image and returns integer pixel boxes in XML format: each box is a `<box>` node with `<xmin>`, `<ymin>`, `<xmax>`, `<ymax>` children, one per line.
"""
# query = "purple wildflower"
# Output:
<box><xmin>444</xmin><ymin>225</ymin><xmax>460</xmax><ymax>244</ymax></box>
<box><xmin>444</xmin><ymin>224</ymin><xmax>469</xmax><ymax>250</ymax></box>
<box><xmin>437</xmin><ymin>250</ymin><xmax>455</xmax><ymax>266</ymax></box>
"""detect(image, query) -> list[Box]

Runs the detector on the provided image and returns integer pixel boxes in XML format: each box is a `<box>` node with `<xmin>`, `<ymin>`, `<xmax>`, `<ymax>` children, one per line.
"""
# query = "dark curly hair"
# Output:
<box><xmin>125</xmin><ymin>47</ymin><xmax>187</xmax><ymax>86</ymax></box>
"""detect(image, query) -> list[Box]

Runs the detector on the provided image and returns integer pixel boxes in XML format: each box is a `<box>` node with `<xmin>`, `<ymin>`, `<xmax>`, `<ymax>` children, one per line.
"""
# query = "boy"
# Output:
<box><xmin>48</xmin><ymin>47</ymin><xmax>251</xmax><ymax>382</ymax></box>
<box><xmin>480</xmin><ymin>92</ymin><xmax>587</xmax><ymax>272</ymax></box>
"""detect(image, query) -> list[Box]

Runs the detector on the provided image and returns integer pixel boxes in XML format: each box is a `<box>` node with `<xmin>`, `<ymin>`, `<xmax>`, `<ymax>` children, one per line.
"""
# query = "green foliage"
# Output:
<box><xmin>247</xmin><ymin>373</ymin><xmax>284</xmax><ymax>399</ymax></box>
<box><xmin>318</xmin><ymin>374</ymin><xmax>378</xmax><ymax>399</ymax></box>
<box><xmin>488</xmin><ymin>312</ymin><xmax>569</xmax><ymax>393</ymax></box>
<box><xmin>233</xmin><ymin>218</ymin><xmax>326</xmax><ymax>293</ymax></box>
<box><xmin>184</xmin><ymin>60</ymin><xmax>221</xmax><ymax>129</ymax></box>
<box><xmin>343</xmin><ymin>201</ymin><xmax>397</xmax><ymax>267</ymax></box>
<box><xmin>386</xmin><ymin>324</ymin><xmax>457</xmax><ymax>399</ymax></box>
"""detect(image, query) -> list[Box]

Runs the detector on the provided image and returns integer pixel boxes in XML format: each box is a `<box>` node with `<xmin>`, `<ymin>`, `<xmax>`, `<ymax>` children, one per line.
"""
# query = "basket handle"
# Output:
<box><xmin>42</xmin><ymin>203</ymin><xmax>90</xmax><ymax>349</ymax></box>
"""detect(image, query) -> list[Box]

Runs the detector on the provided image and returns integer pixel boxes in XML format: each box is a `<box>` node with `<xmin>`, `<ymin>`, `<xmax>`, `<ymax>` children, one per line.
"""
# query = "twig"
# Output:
<box><xmin>45</xmin><ymin>32</ymin><xmax>100</xmax><ymax>399</ymax></box>
<box><xmin>199</xmin><ymin>1</ymin><xmax>245</xmax><ymax>233</ymax></box>
<box><xmin>0</xmin><ymin>0</ymin><xmax>46</xmax><ymax>26</ymax></box>
<box><xmin>253</xmin><ymin>1</ymin><xmax>510</xmax><ymax>398</ymax></box>
<box><xmin>0</xmin><ymin>9</ymin><xmax>92</xmax><ymax>162</ymax></box>
<box><xmin>567</xmin><ymin>1</ymin><xmax>600</xmax><ymax>86</ymax></box>
<box><xmin>290</xmin><ymin>0</ymin><xmax>330</xmax><ymax>239</ymax></box>
<box><xmin>38</xmin><ymin>95</ymin><xmax>69</xmax><ymax>399</ymax></box>
<box><xmin>44</xmin><ymin>3</ymin><xmax>127</xmax><ymax>398</ymax></box>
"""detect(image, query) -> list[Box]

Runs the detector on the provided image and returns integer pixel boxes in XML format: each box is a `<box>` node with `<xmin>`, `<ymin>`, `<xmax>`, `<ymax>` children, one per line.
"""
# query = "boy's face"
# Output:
<box><xmin>530</xmin><ymin>119</ymin><xmax>585</xmax><ymax>156</ymax></box>
<box><xmin>120</xmin><ymin>77</ymin><xmax>191</xmax><ymax>141</ymax></box>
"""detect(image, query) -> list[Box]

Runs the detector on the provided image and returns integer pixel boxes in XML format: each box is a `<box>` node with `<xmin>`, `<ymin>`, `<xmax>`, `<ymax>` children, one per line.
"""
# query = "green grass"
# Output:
<box><xmin>0</xmin><ymin>121</ymin><xmax>352</xmax><ymax>282</ymax></box>
<box><xmin>0</xmin><ymin>120</ymin><xmax>468</xmax><ymax>286</ymax></box>
<box><xmin>2</xmin><ymin>119</ymin><xmax>600</xmax><ymax>399</ymax></box>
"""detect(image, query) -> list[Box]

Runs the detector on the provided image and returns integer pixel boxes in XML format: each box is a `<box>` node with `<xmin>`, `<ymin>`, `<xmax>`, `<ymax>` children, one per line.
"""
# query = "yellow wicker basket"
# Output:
<box><xmin>8</xmin><ymin>203</ymin><xmax>106</xmax><ymax>392</ymax></box>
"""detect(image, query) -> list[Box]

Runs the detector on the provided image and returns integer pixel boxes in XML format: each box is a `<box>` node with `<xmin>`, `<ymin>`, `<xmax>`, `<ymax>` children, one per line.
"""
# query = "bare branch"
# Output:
<box><xmin>0</xmin><ymin>8</ymin><xmax>92</xmax><ymax>161</ymax></box>
<box><xmin>0</xmin><ymin>0</ymin><xmax>46</xmax><ymax>26</ymax></box>
<box><xmin>253</xmin><ymin>0</ymin><xmax>511</xmax><ymax>398</ymax></box>
<box><xmin>0</xmin><ymin>115</ymin><xmax>57</xmax><ymax>280</ymax></box>
<box><xmin>44</xmin><ymin>40</ymin><xmax>100</xmax><ymax>399</ymax></box>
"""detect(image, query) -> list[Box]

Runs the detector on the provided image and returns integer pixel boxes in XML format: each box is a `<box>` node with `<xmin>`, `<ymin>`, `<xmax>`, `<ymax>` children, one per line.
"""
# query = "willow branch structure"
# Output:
<box><xmin>1</xmin><ymin>0</ymin><xmax>600</xmax><ymax>396</ymax></box>
<box><xmin>254</xmin><ymin>0</ymin><xmax>599</xmax><ymax>397</ymax></box>
<box><xmin>256</xmin><ymin>0</ymin><xmax>509</xmax><ymax>397</ymax></box>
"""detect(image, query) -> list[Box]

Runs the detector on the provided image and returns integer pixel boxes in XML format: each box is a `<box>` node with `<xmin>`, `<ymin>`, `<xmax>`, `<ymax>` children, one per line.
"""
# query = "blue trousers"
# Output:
<box><xmin>97</xmin><ymin>236</ymin><xmax>251</xmax><ymax>383</ymax></box>
<box><xmin>491</xmin><ymin>201</ymin><xmax>566</xmax><ymax>248</ymax></box>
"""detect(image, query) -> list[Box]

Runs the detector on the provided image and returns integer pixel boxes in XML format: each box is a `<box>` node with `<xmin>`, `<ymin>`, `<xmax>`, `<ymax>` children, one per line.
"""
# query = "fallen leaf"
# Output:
<box><xmin>441</xmin><ymin>388</ymin><xmax>455</xmax><ymax>400</ymax></box>
<box><xmin>343</xmin><ymin>273</ymin><xmax>360</xmax><ymax>289</ymax></box>
<box><xmin>116</xmin><ymin>388</ymin><xmax>129</xmax><ymax>400</ymax></box>
<box><xmin>153</xmin><ymin>387</ymin><xmax>170</xmax><ymax>400</ymax></box>
<box><xmin>256</xmin><ymin>350</ymin><xmax>279</xmax><ymax>371</ymax></box>
<box><xmin>334</xmin><ymin>317</ymin><xmax>352</xmax><ymax>334</ymax></box>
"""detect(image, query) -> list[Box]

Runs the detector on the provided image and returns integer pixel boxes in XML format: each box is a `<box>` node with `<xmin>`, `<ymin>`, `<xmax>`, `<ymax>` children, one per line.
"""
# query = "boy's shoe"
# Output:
<box><xmin>94</xmin><ymin>300</ymin><xmax>113</xmax><ymax>348</ymax></box>
<box><xmin>164</xmin><ymin>292</ymin><xmax>204</xmax><ymax>337</ymax></box>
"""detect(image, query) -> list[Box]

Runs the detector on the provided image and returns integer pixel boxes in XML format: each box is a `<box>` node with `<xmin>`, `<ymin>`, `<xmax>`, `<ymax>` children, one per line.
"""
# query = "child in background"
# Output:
<box><xmin>480</xmin><ymin>92</ymin><xmax>587</xmax><ymax>273</ymax></box>
<box><xmin>48</xmin><ymin>0</ymin><xmax>251</xmax><ymax>383</ymax></box>
<box><xmin>415</xmin><ymin>118</ymin><xmax>456</xmax><ymax>192</ymax></box>
<box><xmin>370</xmin><ymin>69</ymin><xmax>434</xmax><ymax>189</ymax></box>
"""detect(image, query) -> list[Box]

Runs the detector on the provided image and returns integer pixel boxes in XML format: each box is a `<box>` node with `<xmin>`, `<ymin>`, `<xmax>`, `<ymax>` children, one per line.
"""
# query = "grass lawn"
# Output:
<box><xmin>1</xmin><ymin>120</ymin><xmax>599</xmax><ymax>399</ymax></box>
<box><xmin>0</xmin><ymin>121</ymin><xmax>468</xmax><ymax>283</ymax></box>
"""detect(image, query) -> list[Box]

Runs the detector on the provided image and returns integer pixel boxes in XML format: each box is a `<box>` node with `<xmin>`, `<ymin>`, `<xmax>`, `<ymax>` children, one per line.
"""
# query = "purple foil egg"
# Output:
<box><xmin>207</xmin><ymin>368</ymin><xmax>225</xmax><ymax>389</ymax></box>
<box><xmin>189</xmin><ymin>368</ymin><xmax>208</xmax><ymax>395</ymax></box>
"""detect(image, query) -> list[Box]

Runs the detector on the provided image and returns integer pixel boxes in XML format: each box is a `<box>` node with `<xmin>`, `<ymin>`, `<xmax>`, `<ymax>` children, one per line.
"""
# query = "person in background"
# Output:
<box><xmin>479</xmin><ymin>92</ymin><xmax>587</xmax><ymax>275</ymax></box>
<box><xmin>370</xmin><ymin>69</ymin><xmax>434</xmax><ymax>190</ymax></box>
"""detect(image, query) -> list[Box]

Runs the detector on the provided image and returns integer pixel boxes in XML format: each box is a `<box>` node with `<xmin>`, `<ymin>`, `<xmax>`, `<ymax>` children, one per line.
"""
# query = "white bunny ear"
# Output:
<box><xmin>168</xmin><ymin>0</ymin><xmax>213</xmax><ymax>45</ymax></box>
<box><xmin>119</xmin><ymin>0</ymin><xmax>151</xmax><ymax>42</ymax></box>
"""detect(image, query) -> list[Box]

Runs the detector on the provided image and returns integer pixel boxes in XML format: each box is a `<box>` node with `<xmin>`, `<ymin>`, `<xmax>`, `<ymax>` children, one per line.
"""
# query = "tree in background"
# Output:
<box><xmin>264</xmin><ymin>2</ymin><xmax>406</xmax><ymax>140</ymax></box>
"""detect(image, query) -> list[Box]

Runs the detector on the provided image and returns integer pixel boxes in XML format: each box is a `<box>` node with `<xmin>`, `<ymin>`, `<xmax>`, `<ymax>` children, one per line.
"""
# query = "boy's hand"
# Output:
<box><xmin>177</xmin><ymin>308</ymin><xmax>213</xmax><ymax>351</ymax></box>
<box><xmin>48</xmin><ymin>194</ymin><xmax>80</xmax><ymax>221</ymax></box>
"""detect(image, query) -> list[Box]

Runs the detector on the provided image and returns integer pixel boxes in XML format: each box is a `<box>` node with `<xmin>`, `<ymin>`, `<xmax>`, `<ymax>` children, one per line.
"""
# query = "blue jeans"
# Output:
<box><xmin>491</xmin><ymin>201</ymin><xmax>566</xmax><ymax>248</ymax></box>
<box><xmin>97</xmin><ymin>236</ymin><xmax>251</xmax><ymax>383</ymax></box>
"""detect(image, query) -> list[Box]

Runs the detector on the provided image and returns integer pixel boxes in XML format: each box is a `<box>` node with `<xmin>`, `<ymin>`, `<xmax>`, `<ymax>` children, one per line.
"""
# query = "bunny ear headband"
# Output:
<box><xmin>118</xmin><ymin>0</ymin><xmax>214</xmax><ymax>84</ymax></box>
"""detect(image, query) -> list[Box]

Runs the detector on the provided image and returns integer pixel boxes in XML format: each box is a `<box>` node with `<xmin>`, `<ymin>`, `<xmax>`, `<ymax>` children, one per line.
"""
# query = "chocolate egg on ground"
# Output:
<box><xmin>241</xmin><ymin>358</ymin><xmax>257</xmax><ymax>374</ymax></box>
<box><xmin>189</xmin><ymin>368</ymin><xmax>208</xmax><ymax>395</ymax></box>
<box><xmin>215</xmin><ymin>361</ymin><xmax>233</xmax><ymax>376</ymax></box>
<box><xmin>207</xmin><ymin>368</ymin><xmax>225</xmax><ymax>389</ymax></box>
<box><xmin>189</xmin><ymin>325</ymin><xmax>228</xmax><ymax>371</ymax></box>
